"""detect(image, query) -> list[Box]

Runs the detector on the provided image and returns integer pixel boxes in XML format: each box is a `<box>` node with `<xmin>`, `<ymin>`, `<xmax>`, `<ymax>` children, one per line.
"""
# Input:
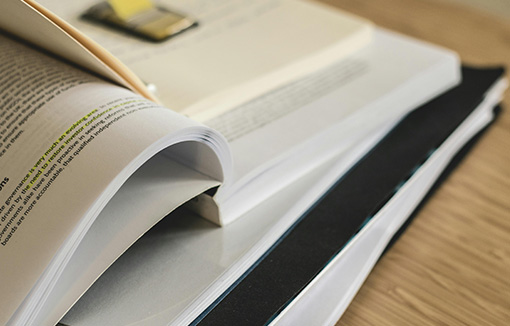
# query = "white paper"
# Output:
<box><xmin>0</xmin><ymin>33</ymin><xmax>230</xmax><ymax>326</ymax></box>
<box><xmin>211</xmin><ymin>29</ymin><xmax>460</xmax><ymax>223</ymax></box>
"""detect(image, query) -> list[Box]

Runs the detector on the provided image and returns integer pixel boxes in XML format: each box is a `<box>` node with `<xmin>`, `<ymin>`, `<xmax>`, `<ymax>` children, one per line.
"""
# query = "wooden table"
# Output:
<box><xmin>314</xmin><ymin>0</ymin><xmax>510</xmax><ymax>325</ymax></box>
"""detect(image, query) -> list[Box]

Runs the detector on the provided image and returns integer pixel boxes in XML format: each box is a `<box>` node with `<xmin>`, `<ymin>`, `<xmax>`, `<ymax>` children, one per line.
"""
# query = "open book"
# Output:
<box><xmin>0</xmin><ymin>0</ymin><xmax>461</xmax><ymax>325</ymax></box>
<box><xmin>57</xmin><ymin>67</ymin><xmax>507</xmax><ymax>326</ymax></box>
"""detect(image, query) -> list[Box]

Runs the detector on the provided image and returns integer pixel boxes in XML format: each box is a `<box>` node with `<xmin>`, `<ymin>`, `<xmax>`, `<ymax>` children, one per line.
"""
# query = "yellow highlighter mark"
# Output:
<box><xmin>20</xmin><ymin>109</ymin><xmax>97</xmax><ymax>190</ymax></box>
<box><xmin>21</xmin><ymin>100</ymin><xmax>143</xmax><ymax>191</ymax></box>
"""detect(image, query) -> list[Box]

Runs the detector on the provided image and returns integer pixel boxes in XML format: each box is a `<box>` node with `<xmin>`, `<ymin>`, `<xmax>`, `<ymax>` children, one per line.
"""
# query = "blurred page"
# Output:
<box><xmin>0</xmin><ymin>0</ymin><xmax>154</xmax><ymax>100</ymax></box>
<box><xmin>38</xmin><ymin>0</ymin><xmax>372</xmax><ymax>119</ymax></box>
<box><xmin>208</xmin><ymin>29</ymin><xmax>459</xmax><ymax>222</ymax></box>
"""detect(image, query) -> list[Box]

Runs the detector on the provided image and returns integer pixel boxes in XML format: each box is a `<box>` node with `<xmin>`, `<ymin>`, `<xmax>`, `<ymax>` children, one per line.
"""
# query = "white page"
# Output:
<box><xmin>210</xmin><ymin>29</ymin><xmax>459</xmax><ymax>223</ymax></box>
<box><xmin>59</xmin><ymin>149</ymin><xmax>343</xmax><ymax>326</ymax></box>
<box><xmin>29</xmin><ymin>153</ymin><xmax>220</xmax><ymax>326</ymax></box>
<box><xmin>37</xmin><ymin>0</ymin><xmax>372</xmax><ymax>118</ymax></box>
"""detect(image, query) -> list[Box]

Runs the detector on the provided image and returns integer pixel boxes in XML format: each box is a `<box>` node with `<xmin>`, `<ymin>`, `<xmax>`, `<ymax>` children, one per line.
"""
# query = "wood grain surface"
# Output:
<box><xmin>314</xmin><ymin>0</ymin><xmax>510</xmax><ymax>325</ymax></box>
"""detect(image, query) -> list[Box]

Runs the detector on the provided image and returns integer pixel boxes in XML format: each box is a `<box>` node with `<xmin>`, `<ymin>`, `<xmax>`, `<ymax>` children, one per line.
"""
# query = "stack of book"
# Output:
<box><xmin>0</xmin><ymin>0</ymin><xmax>506</xmax><ymax>325</ymax></box>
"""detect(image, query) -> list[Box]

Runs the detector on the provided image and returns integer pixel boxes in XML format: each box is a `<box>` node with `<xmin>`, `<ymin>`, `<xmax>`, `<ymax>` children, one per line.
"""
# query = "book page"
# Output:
<box><xmin>0</xmin><ymin>33</ymin><xmax>227</xmax><ymax>325</ymax></box>
<box><xmin>21</xmin><ymin>151</ymin><xmax>221</xmax><ymax>326</ymax></box>
<box><xmin>0</xmin><ymin>0</ymin><xmax>156</xmax><ymax>101</ymax></box>
<box><xmin>38</xmin><ymin>0</ymin><xmax>372</xmax><ymax>119</ymax></box>
<box><xmin>207</xmin><ymin>29</ymin><xmax>459</xmax><ymax>222</ymax></box>
<box><xmin>60</xmin><ymin>147</ymin><xmax>347</xmax><ymax>326</ymax></box>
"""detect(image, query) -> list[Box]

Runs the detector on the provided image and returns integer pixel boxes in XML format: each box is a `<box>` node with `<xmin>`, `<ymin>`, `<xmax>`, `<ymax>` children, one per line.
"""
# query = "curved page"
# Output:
<box><xmin>0</xmin><ymin>33</ymin><xmax>230</xmax><ymax>326</ymax></box>
<box><xmin>18</xmin><ymin>151</ymin><xmax>221</xmax><ymax>326</ymax></box>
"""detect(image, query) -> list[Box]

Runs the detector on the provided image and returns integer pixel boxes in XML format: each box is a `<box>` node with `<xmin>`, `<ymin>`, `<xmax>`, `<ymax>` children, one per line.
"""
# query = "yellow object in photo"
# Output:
<box><xmin>108</xmin><ymin>0</ymin><xmax>153</xmax><ymax>20</ymax></box>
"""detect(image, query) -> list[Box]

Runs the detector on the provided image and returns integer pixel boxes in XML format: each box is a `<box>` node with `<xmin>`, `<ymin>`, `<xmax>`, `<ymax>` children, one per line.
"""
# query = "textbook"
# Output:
<box><xmin>0</xmin><ymin>0</ymin><xmax>461</xmax><ymax>325</ymax></box>
<box><xmin>58</xmin><ymin>67</ymin><xmax>506</xmax><ymax>326</ymax></box>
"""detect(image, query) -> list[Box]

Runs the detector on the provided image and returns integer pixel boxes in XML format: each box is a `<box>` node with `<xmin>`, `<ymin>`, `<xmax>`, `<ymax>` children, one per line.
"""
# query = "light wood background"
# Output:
<box><xmin>314</xmin><ymin>0</ymin><xmax>510</xmax><ymax>325</ymax></box>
